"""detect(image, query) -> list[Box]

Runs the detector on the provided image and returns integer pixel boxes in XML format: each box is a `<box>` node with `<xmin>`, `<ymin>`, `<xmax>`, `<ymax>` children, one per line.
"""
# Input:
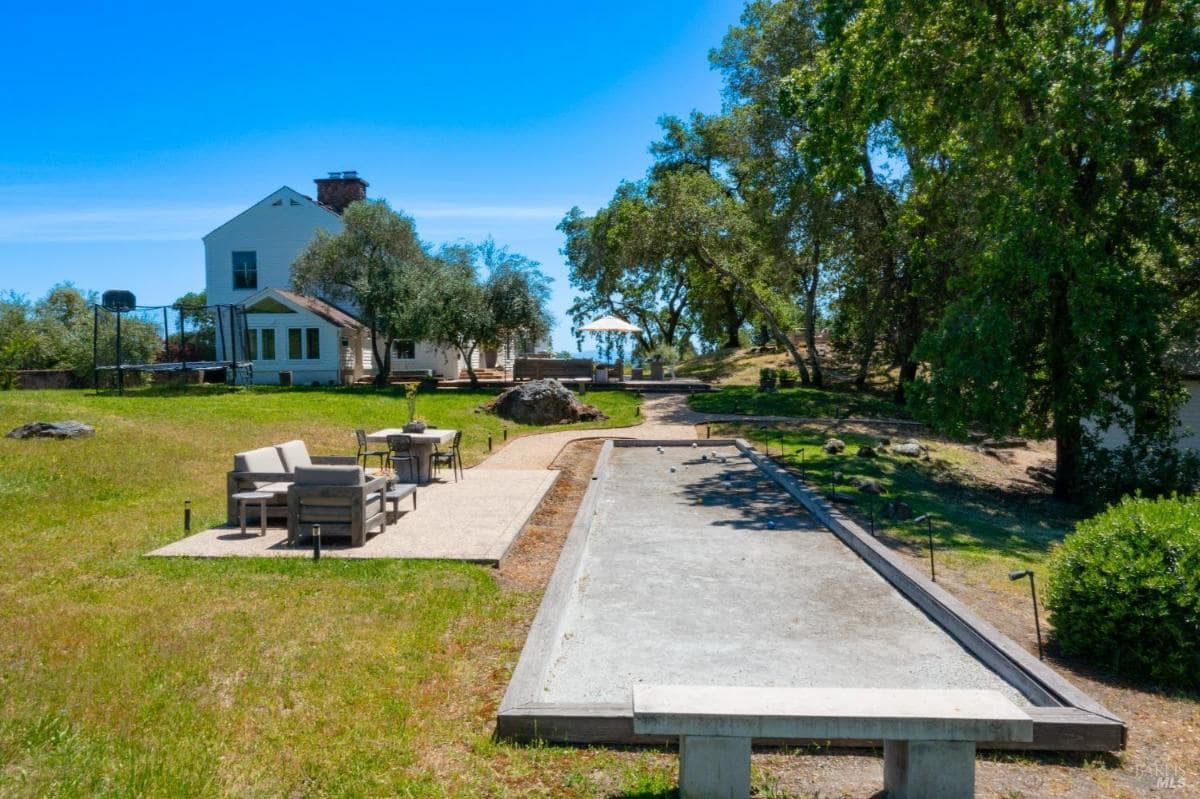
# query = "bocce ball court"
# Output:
<box><xmin>498</xmin><ymin>440</ymin><xmax>1125</xmax><ymax>752</ymax></box>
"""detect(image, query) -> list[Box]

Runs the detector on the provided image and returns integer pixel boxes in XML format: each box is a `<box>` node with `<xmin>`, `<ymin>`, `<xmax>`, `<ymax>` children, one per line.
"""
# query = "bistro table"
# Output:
<box><xmin>366</xmin><ymin>428</ymin><xmax>457</xmax><ymax>484</ymax></box>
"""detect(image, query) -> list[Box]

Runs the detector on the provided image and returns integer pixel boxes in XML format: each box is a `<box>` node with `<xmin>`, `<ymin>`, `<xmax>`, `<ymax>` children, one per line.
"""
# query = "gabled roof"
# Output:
<box><xmin>202</xmin><ymin>185</ymin><xmax>338</xmax><ymax>241</ymax></box>
<box><xmin>243</xmin><ymin>287</ymin><xmax>367</xmax><ymax>332</ymax></box>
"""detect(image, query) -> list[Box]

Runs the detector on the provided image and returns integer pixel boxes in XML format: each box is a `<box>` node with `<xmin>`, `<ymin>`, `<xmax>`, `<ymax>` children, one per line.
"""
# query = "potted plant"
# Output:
<box><xmin>778</xmin><ymin>368</ymin><xmax>798</xmax><ymax>388</ymax></box>
<box><xmin>758</xmin><ymin>367</ymin><xmax>777</xmax><ymax>392</ymax></box>
<box><xmin>400</xmin><ymin>382</ymin><xmax>427</xmax><ymax>433</ymax></box>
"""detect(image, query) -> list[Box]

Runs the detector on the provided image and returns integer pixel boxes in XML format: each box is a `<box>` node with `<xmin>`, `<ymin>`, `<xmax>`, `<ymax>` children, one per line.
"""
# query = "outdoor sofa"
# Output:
<box><xmin>225</xmin><ymin>440</ymin><xmax>357</xmax><ymax>525</ymax></box>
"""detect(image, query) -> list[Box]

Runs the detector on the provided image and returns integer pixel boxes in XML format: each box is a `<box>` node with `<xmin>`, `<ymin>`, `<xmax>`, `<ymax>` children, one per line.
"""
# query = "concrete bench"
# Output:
<box><xmin>632</xmin><ymin>685</ymin><xmax>1033</xmax><ymax>799</ymax></box>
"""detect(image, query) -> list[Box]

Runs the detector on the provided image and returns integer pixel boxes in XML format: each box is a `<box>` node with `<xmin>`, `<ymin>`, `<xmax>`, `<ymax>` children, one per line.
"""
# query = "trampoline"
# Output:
<box><xmin>92</xmin><ymin>290</ymin><xmax>254</xmax><ymax>392</ymax></box>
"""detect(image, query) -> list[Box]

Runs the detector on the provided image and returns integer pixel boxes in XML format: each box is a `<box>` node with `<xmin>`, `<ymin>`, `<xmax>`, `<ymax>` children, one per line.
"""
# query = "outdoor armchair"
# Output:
<box><xmin>286</xmin><ymin>465</ymin><xmax>387</xmax><ymax>547</ymax></box>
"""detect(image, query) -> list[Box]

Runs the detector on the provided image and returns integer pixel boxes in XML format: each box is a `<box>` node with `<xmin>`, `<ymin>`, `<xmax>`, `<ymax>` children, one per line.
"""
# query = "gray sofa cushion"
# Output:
<box><xmin>293</xmin><ymin>465</ymin><xmax>364</xmax><ymax>486</ymax></box>
<box><xmin>275</xmin><ymin>440</ymin><xmax>312</xmax><ymax>472</ymax></box>
<box><xmin>235</xmin><ymin>445</ymin><xmax>285</xmax><ymax>474</ymax></box>
<box><xmin>234</xmin><ymin>446</ymin><xmax>287</xmax><ymax>489</ymax></box>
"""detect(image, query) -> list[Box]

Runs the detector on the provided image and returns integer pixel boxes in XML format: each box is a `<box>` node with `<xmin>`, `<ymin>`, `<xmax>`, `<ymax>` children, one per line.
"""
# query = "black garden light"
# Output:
<box><xmin>184</xmin><ymin>499</ymin><xmax>191</xmax><ymax>532</ymax></box>
<box><xmin>1009</xmin><ymin>569</ymin><xmax>1044</xmax><ymax>660</ymax></box>
<box><xmin>312</xmin><ymin>524</ymin><xmax>322</xmax><ymax>561</ymax></box>
<box><xmin>913</xmin><ymin>514</ymin><xmax>936</xmax><ymax>582</ymax></box>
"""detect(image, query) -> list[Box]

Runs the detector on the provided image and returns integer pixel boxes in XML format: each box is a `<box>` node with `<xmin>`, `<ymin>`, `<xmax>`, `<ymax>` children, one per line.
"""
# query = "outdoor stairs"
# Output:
<box><xmin>460</xmin><ymin>367</ymin><xmax>507</xmax><ymax>381</ymax></box>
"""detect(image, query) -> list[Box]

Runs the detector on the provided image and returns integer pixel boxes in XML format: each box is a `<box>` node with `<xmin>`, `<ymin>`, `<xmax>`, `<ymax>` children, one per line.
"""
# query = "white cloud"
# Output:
<box><xmin>0</xmin><ymin>203</ymin><xmax>572</xmax><ymax>243</ymax></box>
<box><xmin>407</xmin><ymin>205</ymin><xmax>566</xmax><ymax>221</ymax></box>
<box><xmin>0</xmin><ymin>205</ymin><xmax>245</xmax><ymax>243</ymax></box>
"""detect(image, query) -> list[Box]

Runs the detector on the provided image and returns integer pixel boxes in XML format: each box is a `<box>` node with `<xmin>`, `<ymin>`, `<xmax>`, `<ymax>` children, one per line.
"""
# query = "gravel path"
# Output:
<box><xmin>475</xmin><ymin>394</ymin><xmax>703</xmax><ymax>471</ymax></box>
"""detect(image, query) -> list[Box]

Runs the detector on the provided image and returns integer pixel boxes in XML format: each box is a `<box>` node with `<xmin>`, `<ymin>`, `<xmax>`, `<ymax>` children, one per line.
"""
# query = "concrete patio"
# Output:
<box><xmin>147</xmin><ymin>468</ymin><xmax>559</xmax><ymax>564</ymax></box>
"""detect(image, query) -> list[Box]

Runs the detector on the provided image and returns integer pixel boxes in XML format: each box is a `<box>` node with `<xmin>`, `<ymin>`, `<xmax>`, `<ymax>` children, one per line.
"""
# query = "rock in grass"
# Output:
<box><xmin>484</xmin><ymin>379</ymin><xmax>606</xmax><ymax>425</ymax></box>
<box><xmin>6</xmin><ymin>421</ymin><xmax>94</xmax><ymax>440</ymax></box>
<box><xmin>854</xmin><ymin>478</ymin><xmax>887</xmax><ymax>495</ymax></box>
<box><xmin>880</xmin><ymin>499</ymin><xmax>914</xmax><ymax>519</ymax></box>
<box><xmin>891</xmin><ymin>442</ymin><xmax>924</xmax><ymax>457</ymax></box>
<box><xmin>856</xmin><ymin>445</ymin><xmax>878</xmax><ymax>458</ymax></box>
<box><xmin>823</xmin><ymin>438</ymin><xmax>846</xmax><ymax>454</ymax></box>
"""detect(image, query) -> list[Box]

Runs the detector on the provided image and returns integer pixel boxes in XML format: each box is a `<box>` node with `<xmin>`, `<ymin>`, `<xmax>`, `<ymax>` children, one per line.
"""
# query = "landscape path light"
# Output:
<box><xmin>912</xmin><ymin>514</ymin><xmax>936</xmax><ymax>582</ymax></box>
<box><xmin>1009</xmin><ymin>569</ymin><xmax>1044</xmax><ymax>660</ymax></box>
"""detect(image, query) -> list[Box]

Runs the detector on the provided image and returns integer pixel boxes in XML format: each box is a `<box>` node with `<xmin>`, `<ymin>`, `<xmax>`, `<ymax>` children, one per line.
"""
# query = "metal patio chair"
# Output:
<box><xmin>355</xmin><ymin>428</ymin><xmax>389</xmax><ymax>472</ymax></box>
<box><xmin>432</xmin><ymin>430</ymin><xmax>464</xmax><ymax>482</ymax></box>
<box><xmin>386</xmin><ymin>433</ymin><xmax>419</xmax><ymax>483</ymax></box>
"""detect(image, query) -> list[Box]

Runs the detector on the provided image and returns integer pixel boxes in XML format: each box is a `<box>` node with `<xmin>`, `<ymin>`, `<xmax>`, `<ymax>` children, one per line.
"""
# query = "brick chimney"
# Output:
<box><xmin>314</xmin><ymin>171</ymin><xmax>368</xmax><ymax>214</ymax></box>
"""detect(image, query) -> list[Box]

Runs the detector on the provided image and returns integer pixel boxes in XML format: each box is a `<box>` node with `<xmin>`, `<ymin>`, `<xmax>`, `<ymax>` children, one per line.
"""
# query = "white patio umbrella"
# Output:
<box><xmin>578</xmin><ymin>315</ymin><xmax>642</xmax><ymax>381</ymax></box>
<box><xmin>578</xmin><ymin>314</ymin><xmax>643</xmax><ymax>335</ymax></box>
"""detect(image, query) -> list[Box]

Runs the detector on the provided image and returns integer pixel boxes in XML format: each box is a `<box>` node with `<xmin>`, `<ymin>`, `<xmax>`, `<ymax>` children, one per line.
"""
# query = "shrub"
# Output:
<box><xmin>1081</xmin><ymin>438</ymin><xmax>1200</xmax><ymax>508</ymax></box>
<box><xmin>758</xmin><ymin>367</ymin><xmax>777</xmax><ymax>391</ymax></box>
<box><xmin>1046</xmin><ymin>495</ymin><xmax>1200</xmax><ymax>688</ymax></box>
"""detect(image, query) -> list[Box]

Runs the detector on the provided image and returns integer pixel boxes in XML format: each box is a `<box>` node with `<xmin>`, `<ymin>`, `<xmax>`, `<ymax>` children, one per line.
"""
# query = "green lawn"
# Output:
<box><xmin>722</xmin><ymin>422</ymin><xmax>1076</xmax><ymax>576</ymax></box>
<box><xmin>689</xmin><ymin>384</ymin><xmax>907</xmax><ymax>420</ymax></box>
<box><xmin>0</xmin><ymin>386</ymin><xmax>666</xmax><ymax>798</ymax></box>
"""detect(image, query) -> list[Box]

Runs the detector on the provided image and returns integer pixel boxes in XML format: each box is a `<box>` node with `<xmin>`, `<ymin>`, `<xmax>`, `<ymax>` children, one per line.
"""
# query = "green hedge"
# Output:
<box><xmin>1047</xmin><ymin>495</ymin><xmax>1200</xmax><ymax>688</ymax></box>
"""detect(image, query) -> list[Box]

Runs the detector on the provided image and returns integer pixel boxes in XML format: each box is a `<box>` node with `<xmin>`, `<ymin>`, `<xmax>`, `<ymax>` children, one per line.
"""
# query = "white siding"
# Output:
<box><xmin>245</xmin><ymin>312</ymin><xmax>341</xmax><ymax>385</ymax></box>
<box><xmin>1177</xmin><ymin>380</ymin><xmax>1200</xmax><ymax>451</ymax></box>
<box><xmin>380</xmin><ymin>339</ymin><xmax>461</xmax><ymax>379</ymax></box>
<box><xmin>1092</xmin><ymin>380</ymin><xmax>1200</xmax><ymax>453</ymax></box>
<box><xmin>204</xmin><ymin>186</ymin><xmax>342</xmax><ymax>308</ymax></box>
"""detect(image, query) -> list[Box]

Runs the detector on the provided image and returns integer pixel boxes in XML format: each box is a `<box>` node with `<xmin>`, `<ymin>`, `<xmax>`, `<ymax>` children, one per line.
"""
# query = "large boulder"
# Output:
<box><xmin>6</xmin><ymin>421</ymin><xmax>95</xmax><ymax>440</ymax></box>
<box><xmin>891</xmin><ymin>440</ymin><xmax>926</xmax><ymax>457</ymax></box>
<box><xmin>823</xmin><ymin>438</ymin><xmax>846</xmax><ymax>454</ymax></box>
<box><xmin>486</xmin><ymin>379</ymin><xmax>607</xmax><ymax>425</ymax></box>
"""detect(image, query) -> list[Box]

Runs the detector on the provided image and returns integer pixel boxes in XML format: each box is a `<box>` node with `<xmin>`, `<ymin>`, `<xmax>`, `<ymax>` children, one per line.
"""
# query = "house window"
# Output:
<box><xmin>247</xmin><ymin>330</ymin><xmax>258</xmax><ymax>360</ymax></box>
<box><xmin>288</xmin><ymin>328</ymin><xmax>302</xmax><ymax>360</ymax></box>
<box><xmin>232</xmin><ymin>251</ymin><xmax>257</xmax><ymax>290</ymax></box>
<box><xmin>393</xmin><ymin>340</ymin><xmax>416</xmax><ymax>359</ymax></box>
<box><xmin>306</xmin><ymin>328</ymin><xmax>320</xmax><ymax>359</ymax></box>
<box><xmin>260</xmin><ymin>329</ymin><xmax>276</xmax><ymax>360</ymax></box>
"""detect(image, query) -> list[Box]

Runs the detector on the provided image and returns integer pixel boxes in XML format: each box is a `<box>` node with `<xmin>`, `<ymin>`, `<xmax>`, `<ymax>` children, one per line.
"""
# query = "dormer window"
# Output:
<box><xmin>232</xmin><ymin>251</ymin><xmax>257</xmax><ymax>290</ymax></box>
<box><xmin>290</xmin><ymin>199</ymin><xmax>301</xmax><ymax>206</ymax></box>
<box><xmin>271</xmin><ymin>199</ymin><xmax>283</xmax><ymax>206</ymax></box>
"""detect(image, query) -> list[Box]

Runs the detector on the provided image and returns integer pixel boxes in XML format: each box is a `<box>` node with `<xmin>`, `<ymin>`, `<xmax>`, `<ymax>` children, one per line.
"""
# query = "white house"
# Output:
<box><xmin>203</xmin><ymin>172</ymin><xmax>514</xmax><ymax>384</ymax></box>
<box><xmin>1091</xmin><ymin>349</ymin><xmax>1200</xmax><ymax>453</ymax></box>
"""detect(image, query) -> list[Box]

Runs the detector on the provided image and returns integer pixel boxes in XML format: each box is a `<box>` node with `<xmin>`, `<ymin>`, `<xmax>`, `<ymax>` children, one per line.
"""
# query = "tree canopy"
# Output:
<box><xmin>566</xmin><ymin>0</ymin><xmax>1200</xmax><ymax>500</ymax></box>
<box><xmin>292</xmin><ymin>200</ymin><xmax>437</xmax><ymax>385</ymax></box>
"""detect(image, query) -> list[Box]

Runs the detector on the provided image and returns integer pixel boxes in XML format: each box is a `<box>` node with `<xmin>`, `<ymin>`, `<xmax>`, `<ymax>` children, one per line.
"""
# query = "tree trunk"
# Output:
<box><xmin>370</xmin><ymin>319</ymin><xmax>390</xmax><ymax>388</ymax></box>
<box><xmin>695</xmin><ymin>247</ymin><xmax>811</xmax><ymax>383</ymax></box>
<box><xmin>1049</xmin><ymin>273</ymin><xmax>1083</xmax><ymax>500</ymax></box>
<box><xmin>722</xmin><ymin>288</ymin><xmax>744</xmax><ymax>349</ymax></box>
<box><xmin>853</xmin><ymin>321</ymin><xmax>878</xmax><ymax>388</ymax></box>
<box><xmin>802</xmin><ymin>251</ymin><xmax>823</xmax><ymax>387</ymax></box>
<box><xmin>461</xmin><ymin>343</ymin><xmax>479</xmax><ymax>387</ymax></box>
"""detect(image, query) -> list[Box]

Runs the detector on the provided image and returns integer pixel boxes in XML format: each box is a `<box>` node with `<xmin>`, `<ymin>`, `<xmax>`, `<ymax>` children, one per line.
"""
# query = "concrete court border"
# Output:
<box><xmin>497</xmin><ymin>439</ymin><xmax>1125</xmax><ymax>752</ymax></box>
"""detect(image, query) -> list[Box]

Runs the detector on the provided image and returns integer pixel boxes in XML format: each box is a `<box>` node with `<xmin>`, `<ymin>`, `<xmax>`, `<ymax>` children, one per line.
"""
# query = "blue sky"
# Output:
<box><xmin>0</xmin><ymin>0</ymin><xmax>745</xmax><ymax>350</ymax></box>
